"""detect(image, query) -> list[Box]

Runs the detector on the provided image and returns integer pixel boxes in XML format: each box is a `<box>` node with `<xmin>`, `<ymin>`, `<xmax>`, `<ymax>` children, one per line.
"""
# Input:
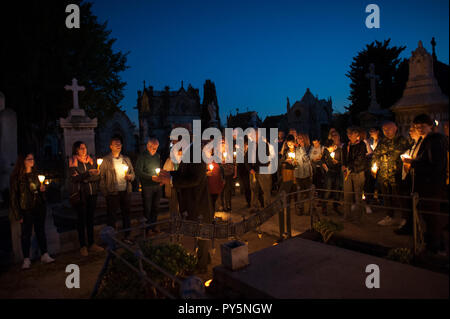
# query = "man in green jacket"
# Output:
<box><xmin>136</xmin><ymin>137</ymin><xmax>162</xmax><ymax>234</ymax></box>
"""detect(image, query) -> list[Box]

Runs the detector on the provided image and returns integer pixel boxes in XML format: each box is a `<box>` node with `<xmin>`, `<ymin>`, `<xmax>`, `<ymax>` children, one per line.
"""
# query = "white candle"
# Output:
<box><xmin>371</xmin><ymin>163</ymin><xmax>378</xmax><ymax>174</ymax></box>
<box><xmin>400</xmin><ymin>153</ymin><xmax>411</xmax><ymax>160</ymax></box>
<box><xmin>38</xmin><ymin>175</ymin><xmax>45</xmax><ymax>184</ymax></box>
<box><xmin>122</xmin><ymin>164</ymin><xmax>129</xmax><ymax>177</ymax></box>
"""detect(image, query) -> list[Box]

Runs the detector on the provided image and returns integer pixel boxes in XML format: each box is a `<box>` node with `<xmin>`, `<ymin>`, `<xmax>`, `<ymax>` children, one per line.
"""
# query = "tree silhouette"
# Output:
<box><xmin>0</xmin><ymin>0</ymin><xmax>129</xmax><ymax>156</ymax></box>
<box><xmin>346</xmin><ymin>39</ymin><xmax>408</xmax><ymax>124</ymax></box>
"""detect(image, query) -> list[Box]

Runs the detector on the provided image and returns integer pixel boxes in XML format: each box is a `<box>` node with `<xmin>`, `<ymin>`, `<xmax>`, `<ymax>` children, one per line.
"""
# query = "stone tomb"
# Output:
<box><xmin>212</xmin><ymin>237</ymin><xmax>448</xmax><ymax>298</ymax></box>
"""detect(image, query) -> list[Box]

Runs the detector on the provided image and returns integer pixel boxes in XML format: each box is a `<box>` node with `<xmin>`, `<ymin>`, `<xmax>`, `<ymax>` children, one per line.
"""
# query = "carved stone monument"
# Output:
<box><xmin>0</xmin><ymin>92</ymin><xmax>17</xmax><ymax>201</ymax></box>
<box><xmin>359</xmin><ymin>63</ymin><xmax>392</xmax><ymax>129</ymax></box>
<box><xmin>60</xmin><ymin>78</ymin><xmax>97</xmax><ymax>159</ymax></box>
<box><xmin>391</xmin><ymin>41</ymin><xmax>449</xmax><ymax>136</ymax></box>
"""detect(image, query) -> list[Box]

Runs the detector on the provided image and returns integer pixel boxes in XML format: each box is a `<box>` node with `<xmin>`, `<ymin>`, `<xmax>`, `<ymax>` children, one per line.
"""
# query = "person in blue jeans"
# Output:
<box><xmin>136</xmin><ymin>137</ymin><xmax>162</xmax><ymax>235</ymax></box>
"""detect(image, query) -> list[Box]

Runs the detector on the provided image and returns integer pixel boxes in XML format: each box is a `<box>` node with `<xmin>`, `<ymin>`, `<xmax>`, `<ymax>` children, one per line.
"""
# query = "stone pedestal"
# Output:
<box><xmin>0</xmin><ymin>92</ymin><xmax>17</xmax><ymax>203</ymax></box>
<box><xmin>60</xmin><ymin>108</ymin><xmax>97</xmax><ymax>159</ymax></box>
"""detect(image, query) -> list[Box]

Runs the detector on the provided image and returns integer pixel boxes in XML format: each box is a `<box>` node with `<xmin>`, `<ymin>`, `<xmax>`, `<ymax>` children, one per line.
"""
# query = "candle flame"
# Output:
<box><xmin>97</xmin><ymin>158</ymin><xmax>103</xmax><ymax>166</ymax></box>
<box><xmin>204</xmin><ymin>279</ymin><xmax>212</xmax><ymax>287</ymax></box>
<box><xmin>235</xmin><ymin>182</ymin><xmax>240</xmax><ymax>187</ymax></box>
<box><xmin>38</xmin><ymin>175</ymin><xmax>45</xmax><ymax>183</ymax></box>
<box><xmin>288</xmin><ymin>152</ymin><xmax>295</xmax><ymax>159</ymax></box>
<box><xmin>330</xmin><ymin>151</ymin><xmax>335</xmax><ymax>159</ymax></box>
<box><xmin>122</xmin><ymin>164</ymin><xmax>129</xmax><ymax>174</ymax></box>
<box><xmin>155</xmin><ymin>168</ymin><xmax>161</xmax><ymax>175</ymax></box>
<box><xmin>371</xmin><ymin>163</ymin><xmax>378</xmax><ymax>173</ymax></box>
<box><xmin>209</xmin><ymin>164</ymin><xmax>214</xmax><ymax>171</ymax></box>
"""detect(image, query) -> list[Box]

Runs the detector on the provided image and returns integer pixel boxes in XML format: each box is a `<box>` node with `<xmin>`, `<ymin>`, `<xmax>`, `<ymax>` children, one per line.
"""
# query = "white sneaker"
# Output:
<box><xmin>22</xmin><ymin>258</ymin><xmax>31</xmax><ymax>270</ymax></box>
<box><xmin>377</xmin><ymin>216</ymin><xmax>394</xmax><ymax>226</ymax></box>
<box><xmin>41</xmin><ymin>253</ymin><xmax>55</xmax><ymax>264</ymax></box>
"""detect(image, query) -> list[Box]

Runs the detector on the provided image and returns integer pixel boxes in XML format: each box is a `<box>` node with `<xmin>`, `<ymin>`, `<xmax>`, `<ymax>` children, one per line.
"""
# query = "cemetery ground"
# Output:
<box><xmin>0</xmin><ymin>190</ymin><xmax>447</xmax><ymax>299</ymax></box>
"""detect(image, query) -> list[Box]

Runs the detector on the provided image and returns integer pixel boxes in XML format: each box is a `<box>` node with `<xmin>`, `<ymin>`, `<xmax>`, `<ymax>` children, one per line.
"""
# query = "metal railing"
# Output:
<box><xmin>277</xmin><ymin>185</ymin><xmax>449</xmax><ymax>256</ymax></box>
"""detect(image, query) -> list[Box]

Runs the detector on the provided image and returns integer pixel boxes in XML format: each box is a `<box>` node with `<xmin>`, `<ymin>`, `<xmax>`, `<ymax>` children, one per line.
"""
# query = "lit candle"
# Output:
<box><xmin>223</xmin><ymin>152</ymin><xmax>227</xmax><ymax>158</ymax></box>
<box><xmin>288</xmin><ymin>152</ymin><xmax>295</xmax><ymax>159</ymax></box>
<box><xmin>235</xmin><ymin>182</ymin><xmax>240</xmax><ymax>187</ymax></box>
<box><xmin>209</xmin><ymin>164</ymin><xmax>214</xmax><ymax>171</ymax></box>
<box><xmin>38</xmin><ymin>175</ymin><xmax>45</xmax><ymax>185</ymax></box>
<box><xmin>435</xmin><ymin>120</ymin><xmax>439</xmax><ymax>126</ymax></box>
<box><xmin>97</xmin><ymin>158</ymin><xmax>103</xmax><ymax>167</ymax></box>
<box><xmin>122</xmin><ymin>164</ymin><xmax>129</xmax><ymax>177</ymax></box>
<box><xmin>233</xmin><ymin>151</ymin><xmax>237</xmax><ymax>157</ymax></box>
<box><xmin>362</xmin><ymin>192</ymin><xmax>366</xmax><ymax>200</ymax></box>
<box><xmin>371</xmin><ymin>163</ymin><xmax>378</xmax><ymax>174</ymax></box>
<box><xmin>330</xmin><ymin>151</ymin><xmax>335</xmax><ymax>159</ymax></box>
<box><xmin>400</xmin><ymin>153</ymin><xmax>411</xmax><ymax>160</ymax></box>
<box><xmin>45</xmin><ymin>180</ymin><xmax>50</xmax><ymax>185</ymax></box>
<box><xmin>155</xmin><ymin>168</ymin><xmax>161</xmax><ymax>176</ymax></box>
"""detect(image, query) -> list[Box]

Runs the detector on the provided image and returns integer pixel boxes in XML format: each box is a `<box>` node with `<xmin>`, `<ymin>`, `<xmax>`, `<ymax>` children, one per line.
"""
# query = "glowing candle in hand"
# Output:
<box><xmin>122</xmin><ymin>164</ymin><xmax>129</xmax><ymax>177</ymax></box>
<box><xmin>209</xmin><ymin>164</ymin><xmax>214</xmax><ymax>171</ymax></box>
<box><xmin>155</xmin><ymin>168</ymin><xmax>161</xmax><ymax>176</ymax></box>
<box><xmin>400</xmin><ymin>153</ymin><xmax>411</xmax><ymax>160</ymax></box>
<box><xmin>330</xmin><ymin>151</ymin><xmax>335</xmax><ymax>159</ymax></box>
<box><xmin>97</xmin><ymin>158</ymin><xmax>103</xmax><ymax>167</ymax></box>
<box><xmin>371</xmin><ymin>163</ymin><xmax>378</xmax><ymax>174</ymax></box>
<box><xmin>38</xmin><ymin>175</ymin><xmax>45</xmax><ymax>185</ymax></box>
<box><xmin>288</xmin><ymin>152</ymin><xmax>295</xmax><ymax>159</ymax></box>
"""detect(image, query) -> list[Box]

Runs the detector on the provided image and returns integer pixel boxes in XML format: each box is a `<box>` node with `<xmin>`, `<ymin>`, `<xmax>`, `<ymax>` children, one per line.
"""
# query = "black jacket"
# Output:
<box><xmin>321</xmin><ymin>148</ymin><xmax>342</xmax><ymax>174</ymax></box>
<box><xmin>412</xmin><ymin>132</ymin><xmax>448</xmax><ymax>195</ymax></box>
<box><xmin>9</xmin><ymin>172</ymin><xmax>45</xmax><ymax>220</ymax></box>
<box><xmin>342</xmin><ymin>141</ymin><xmax>367</xmax><ymax>174</ymax></box>
<box><xmin>171</xmin><ymin>144</ymin><xmax>213</xmax><ymax>223</ymax></box>
<box><xmin>69</xmin><ymin>160</ymin><xmax>100</xmax><ymax>201</ymax></box>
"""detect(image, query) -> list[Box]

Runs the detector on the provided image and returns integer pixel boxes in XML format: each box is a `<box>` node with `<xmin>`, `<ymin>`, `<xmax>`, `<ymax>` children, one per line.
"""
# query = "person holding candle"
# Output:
<box><xmin>136</xmin><ymin>137</ymin><xmax>162</xmax><ymax>235</ymax></box>
<box><xmin>402</xmin><ymin>114</ymin><xmax>448</xmax><ymax>254</ymax></box>
<box><xmin>321</xmin><ymin>139</ymin><xmax>342</xmax><ymax>215</ymax></box>
<box><xmin>294</xmin><ymin>133</ymin><xmax>313</xmax><ymax>216</ymax></box>
<box><xmin>163</xmin><ymin>141</ymin><xmax>182</xmax><ymax>219</ymax></box>
<box><xmin>69</xmin><ymin>141</ymin><xmax>103</xmax><ymax>256</ymax></box>
<box><xmin>342</xmin><ymin>127</ymin><xmax>367</xmax><ymax>222</ymax></box>
<box><xmin>278</xmin><ymin>134</ymin><xmax>297</xmax><ymax>239</ymax></box>
<box><xmin>220</xmin><ymin>140</ymin><xmax>235</xmax><ymax>212</ymax></box>
<box><xmin>205</xmin><ymin>149</ymin><xmax>224</xmax><ymax>212</ymax></box>
<box><xmin>394</xmin><ymin>125</ymin><xmax>423</xmax><ymax>235</ymax></box>
<box><xmin>9</xmin><ymin>153</ymin><xmax>54</xmax><ymax>269</ymax></box>
<box><xmin>99</xmin><ymin>135</ymin><xmax>135</xmax><ymax>245</ymax></box>
<box><xmin>371</xmin><ymin>121</ymin><xmax>410</xmax><ymax>226</ymax></box>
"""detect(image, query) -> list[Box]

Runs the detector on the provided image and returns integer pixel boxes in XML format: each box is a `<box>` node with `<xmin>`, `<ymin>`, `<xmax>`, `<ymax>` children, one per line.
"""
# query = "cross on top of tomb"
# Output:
<box><xmin>64</xmin><ymin>78</ymin><xmax>85</xmax><ymax>110</ymax></box>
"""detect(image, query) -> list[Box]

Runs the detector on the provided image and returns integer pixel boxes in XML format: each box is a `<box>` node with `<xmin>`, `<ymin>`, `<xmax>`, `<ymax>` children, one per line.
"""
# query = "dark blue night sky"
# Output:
<box><xmin>90</xmin><ymin>0</ymin><xmax>449</xmax><ymax>126</ymax></box>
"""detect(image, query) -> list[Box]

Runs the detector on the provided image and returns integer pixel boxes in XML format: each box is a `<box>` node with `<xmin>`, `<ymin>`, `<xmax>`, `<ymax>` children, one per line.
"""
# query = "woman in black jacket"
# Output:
<box><xmin>10</xmin><ymin>153</ymin><xmax>55</xmax><ymax>269</ymax></box>
<box><xmin>69</xmin><ymin>141</ymin><xmax>104</xmax><ymax>256</ymax></box>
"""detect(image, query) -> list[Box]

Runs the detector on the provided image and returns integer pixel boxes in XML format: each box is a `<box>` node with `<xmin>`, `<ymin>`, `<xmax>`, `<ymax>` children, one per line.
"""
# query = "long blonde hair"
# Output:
<box><xmin>297</xmin><ymin>133</ymin><xmax>310</xmax><ymax>148</ymax></box>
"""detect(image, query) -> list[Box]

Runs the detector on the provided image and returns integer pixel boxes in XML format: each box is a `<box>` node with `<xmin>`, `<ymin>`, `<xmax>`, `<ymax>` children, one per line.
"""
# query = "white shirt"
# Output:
<box><xmin>112</xmin><ymin>156</ymin><xmax>127</xmax><ymax>191</ymax></box>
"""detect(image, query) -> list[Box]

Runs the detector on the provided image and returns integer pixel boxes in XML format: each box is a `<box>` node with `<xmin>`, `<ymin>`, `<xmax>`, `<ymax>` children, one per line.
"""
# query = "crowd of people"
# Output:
<box><xmin>8</xmin><ymin>113</ymin><xmax>449</xmax><ymax>270</ymax></box>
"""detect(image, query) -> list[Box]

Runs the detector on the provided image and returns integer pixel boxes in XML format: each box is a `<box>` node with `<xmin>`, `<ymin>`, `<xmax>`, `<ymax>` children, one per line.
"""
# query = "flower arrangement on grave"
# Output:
<box><xmin>386</xmin><ymin>248</ymin><xmax>412</xmax><ymax>264</ymax></box>
<box><xmin>95</xmin><ymin>242</ymin><xmax>198</xmax><ymax>299</ymax></box>
<box><xmin>313</xmin><ymin>219</ymin><xmax>344</xmax><ymax>244</ymax></box>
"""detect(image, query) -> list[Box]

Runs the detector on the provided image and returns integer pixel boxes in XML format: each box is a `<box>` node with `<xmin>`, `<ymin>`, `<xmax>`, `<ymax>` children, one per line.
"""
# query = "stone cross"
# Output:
<box><xmin>65</xmin><ymin>78</ymin><xmax>85</xmax><ymax>109</ymax></box>
<box><xmin>365</xmin><ymin>63</ymin><xmax>380</xmax><ymax>112</ymax></box>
